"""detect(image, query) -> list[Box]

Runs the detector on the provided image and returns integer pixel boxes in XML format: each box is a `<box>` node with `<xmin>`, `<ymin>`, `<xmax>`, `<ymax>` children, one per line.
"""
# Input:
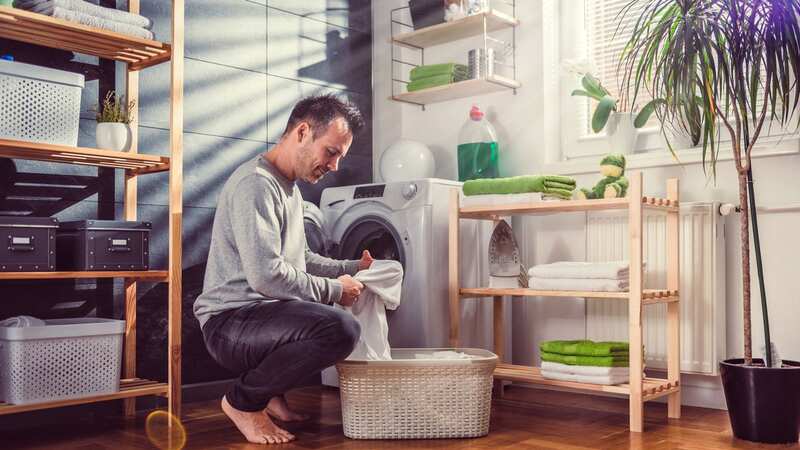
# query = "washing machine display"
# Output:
<box><xmin>353</xmin><ymin>184</ymin><xmax>385</xmax><ymax>199</ymax></box>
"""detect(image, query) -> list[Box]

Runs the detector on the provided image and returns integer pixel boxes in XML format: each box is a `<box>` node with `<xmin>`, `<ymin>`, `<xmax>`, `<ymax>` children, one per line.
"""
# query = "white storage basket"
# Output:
<box><xmin>0</xmin><ymin>318</ymin><xmax>124</xmax><ymax>405</ymax></box>
<box><xmin>0</xmin><ymin>59</ymin><xmax>84</xmax><ymax>146</ymax></box>
<box><xmin>336</xmin><ymin>348</ymin><xmax>497</xmax><ymax>440</ymax></box>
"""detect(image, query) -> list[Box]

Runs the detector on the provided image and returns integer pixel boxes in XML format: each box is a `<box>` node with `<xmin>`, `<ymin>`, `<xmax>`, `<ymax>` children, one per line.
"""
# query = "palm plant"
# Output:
<box><xmin>618</xmin><ymin>0</ymin><xmax>800</xmax><ymax>366</ymax></box>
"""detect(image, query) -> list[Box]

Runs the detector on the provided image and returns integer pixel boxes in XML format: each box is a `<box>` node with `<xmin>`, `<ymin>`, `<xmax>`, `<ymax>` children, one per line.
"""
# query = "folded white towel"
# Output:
<box><xmin>541</xmin><ymin>361</ymin><xmax>630</xmax><ymax>377</ymax></box>
<box><xmin>15</xmin><ymin>4</ymin><xmax>154</xmax><ymax>40</ymax></box>
<box><xmin>528</xmin><ymin>261</ymin><xmax>632</xmax><ymax>280</ymax></box>
<box><xmin>529</xmin><ymin>276</ymin><xmax>628</xmax><ymax>292</ymax></box>
<box><xmin>413</xmin><ymin>351</ymin><xmax>474</xmax><ymax>360</ymax></box>
<box><xmin>0</xmin><ymin>315</ymin><xmax>46</xmax><ymax>327</ymax></box>
<box><xmin>15</xmin><ymin>0</ymin><xmax>152</xmax><ymax>29</ymax></box>
<box><xmin>540</xmin><ymin>369</ymin><xmax>629</xmax><ymax>385</ymax></box>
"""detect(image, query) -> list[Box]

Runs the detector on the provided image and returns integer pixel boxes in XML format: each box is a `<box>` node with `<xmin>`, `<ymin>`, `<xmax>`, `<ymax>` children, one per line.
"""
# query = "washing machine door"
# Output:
<box><xmin>336</xmin><ymin>215</ymin><xmax>406</xmax><ymax>271</ymax></box>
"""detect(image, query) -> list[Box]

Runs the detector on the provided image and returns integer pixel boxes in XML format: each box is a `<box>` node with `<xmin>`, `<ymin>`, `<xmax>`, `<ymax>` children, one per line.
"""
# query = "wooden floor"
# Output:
<box><xmin>4</xmin><ymin>385</ymin><xmax>798</xmax><ymax>449</ymax></box>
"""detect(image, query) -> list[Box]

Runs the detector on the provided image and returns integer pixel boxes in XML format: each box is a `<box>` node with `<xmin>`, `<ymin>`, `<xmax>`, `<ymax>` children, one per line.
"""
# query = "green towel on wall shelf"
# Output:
<box><xmin>462</xmin><ymin>175</ymin><xmax>577</xmax><ymax>199</ymax></box>
<box><xmin>540</xmin><ymin>340</ymin><xmax>630</xmax><ymax>357</ymax></box>
<box><xmin>406</xmin><ymin>72</ymin><xmax>469</xmax><ymax>92</ymax></box>
<box><xmin>410</xmin><ymin>63</ymin><xmax>468</xmax><ymax>81</ymax></box>
<box><xmin>540</xmin><ymin>351</ymin><xmax>629</xmax><ymax>367</ymax></box>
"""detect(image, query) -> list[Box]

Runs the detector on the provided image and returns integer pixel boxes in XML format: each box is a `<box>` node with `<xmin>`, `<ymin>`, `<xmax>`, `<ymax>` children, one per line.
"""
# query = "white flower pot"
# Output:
<box><xmin>96</xmin><ymin>122</ymin><xmax>131</xmax><ymax>151</ymax></box>
<box><xmin>606</xmin><ymin>112</ymin><xmax>638</xmax><ymax>155</ymax></box>
<box><xmin>660</xmin><ymin>126</ymin><xmax>697</xmax><ymax>151</ymax></box>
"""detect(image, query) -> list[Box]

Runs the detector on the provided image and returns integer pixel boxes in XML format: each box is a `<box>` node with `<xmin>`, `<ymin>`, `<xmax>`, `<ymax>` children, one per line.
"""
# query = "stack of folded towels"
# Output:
<box><xmin>14</xmin><ymin>0</ymin><xmax>155</xmax><ymax>40</ymax></box>
<box><xmin>528</xmin><ymin>261</ymin><xmax>632</xmax><ymax>292</ymax></box>
<box><xmin>540</xmin><ymin>340</ymin><xmax>630</xmax><ymax>385</ymax></box>
<box><xmin>462</xmin><ymin>175</ymin><xmax>577</xmax><ymax>200</ymax></box>
<box><xmin>407</xmin><ymin>63</ymin><xmax>469</xmax><ymax>92</ymax></box>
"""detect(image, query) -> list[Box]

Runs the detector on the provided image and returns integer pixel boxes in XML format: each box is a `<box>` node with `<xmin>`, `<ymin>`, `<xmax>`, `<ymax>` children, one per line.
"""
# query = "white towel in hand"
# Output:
<box><xmin>541</xmin><ymin>361</ymin><xmax>629</xmax><ymax>377</ymax></box>
<box><xmin>528</xmin><ymin>261</ymin><xmax>632</xmax><ymax>280</ymax></box>
<box><xmin>540</xmin><ymin>369</ymin><xmax>629</xmax><ymax>385</ymax></box>
<box><xmin>0</xmin><ymin>315</ymin><xmax>46</xmax><ymax>327</ymax></box>
<box><xmin>15</xmin><ymin>0</ymin><xmax>153</xmax><ymax>29</ymax></box>
<box><xmin>529</xmin><ymin>276</ymin><xmax>628</xmax><ymax>292</ymax></box>
<box><xmin>337</xmin><ymin>260</ymin><xmax>403</xmax><ymax>361</ymax></box>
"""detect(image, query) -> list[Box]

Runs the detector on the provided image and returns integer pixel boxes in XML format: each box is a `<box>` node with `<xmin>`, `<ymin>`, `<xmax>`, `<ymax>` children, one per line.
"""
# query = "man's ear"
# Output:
<box><xmin>296</xmin><ymin>122</ymin><xmax>312</xmax><ymax>144</ymax></box>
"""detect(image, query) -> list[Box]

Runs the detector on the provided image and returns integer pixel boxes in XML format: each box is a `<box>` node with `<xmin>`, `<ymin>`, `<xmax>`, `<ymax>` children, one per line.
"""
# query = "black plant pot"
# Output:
<box><xmin>720</xmin><ymin>358</ymin><xmax>800</xmax><ymax>443</ymax></box>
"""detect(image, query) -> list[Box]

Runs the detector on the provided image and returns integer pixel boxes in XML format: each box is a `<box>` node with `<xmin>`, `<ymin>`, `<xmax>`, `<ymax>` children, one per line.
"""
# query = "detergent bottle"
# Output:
<box><xmin>457</xmin><ymin>105</ymin><xmax>499</xmax><ymax>181</ymax></box>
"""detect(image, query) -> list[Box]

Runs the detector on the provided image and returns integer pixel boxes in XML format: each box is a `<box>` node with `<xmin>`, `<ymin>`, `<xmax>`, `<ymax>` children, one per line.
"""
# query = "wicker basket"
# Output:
<box><xmin>336</xmin><ymin>348</ymin><xmax>497</xmax><ymax>439</ymax></box>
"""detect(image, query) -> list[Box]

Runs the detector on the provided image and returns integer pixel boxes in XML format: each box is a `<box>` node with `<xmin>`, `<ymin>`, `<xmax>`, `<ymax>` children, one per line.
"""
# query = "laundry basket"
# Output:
<box><xmin>0</xmin><ymin>59</ymin><xmax>84</xmax><ymax>146</ymax></box>
<box><xmin>0</xmin><ymin>318</ymin><xmax>124</xmax><ymax>405</ymax></box>
<box><xmin>336</xmin><ymin>348</ymin><xmax>498</xmax><ymax>439</ymax></box>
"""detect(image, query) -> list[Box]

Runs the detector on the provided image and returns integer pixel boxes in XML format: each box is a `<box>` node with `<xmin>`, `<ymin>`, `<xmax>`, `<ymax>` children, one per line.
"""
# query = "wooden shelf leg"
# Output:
<box><xmin>628</xmin><ymin>172</ymin><xmax>644</xmax><ymax>433</ymax></box>
<box><xmin>666</xmin><ymin>178</ymin><xmax>681</xmax><ymax>419</ymax></box>
<box><xmin>448</xmin><ymin>188</ymin><xmax>460</xmax><ymax>348</ymax></box>
<box><xmin>493</xmin><ymin>295</ymin><xmax>505</xmax><ymax>398</ymax></box>
<box><xmin>123</xmin><ymin>279</ymin><xmax>137</xmax><ymax>417</ymax></box>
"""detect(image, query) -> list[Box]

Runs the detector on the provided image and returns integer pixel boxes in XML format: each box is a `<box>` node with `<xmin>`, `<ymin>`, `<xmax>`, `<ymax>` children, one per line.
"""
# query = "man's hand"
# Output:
<box><xmin>358</xmin><ymin>250</ymin><xmax>374</xmax><ymax>271</ymax></box>
<box><xmin>337</xmin><ymin>274</ymin><xmax>363</xmax><ymax>307</ymax></box>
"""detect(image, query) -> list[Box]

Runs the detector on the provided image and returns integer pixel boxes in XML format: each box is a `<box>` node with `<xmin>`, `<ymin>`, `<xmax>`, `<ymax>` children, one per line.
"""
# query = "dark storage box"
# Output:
<box><xmin>409</xmin><ymin>0</ymin><xmax>445</xmax><ymax>30</ymax></box>
<box><xmin>56</xmin><ymin>220</ymin><xmax>150</xmax><ymax>271</ymax></box>
<box><xmin>0</xmin><ymin>217</ymin><xmax>58</xmax><ymax>272</ymax></box>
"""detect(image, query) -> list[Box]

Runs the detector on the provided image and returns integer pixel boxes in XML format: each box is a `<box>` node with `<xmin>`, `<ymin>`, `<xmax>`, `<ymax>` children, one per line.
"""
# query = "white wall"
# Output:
<box><xmin>372</xmin><ymin>1</ymin><xmax>800</xmax><ymax>410</ymax></box>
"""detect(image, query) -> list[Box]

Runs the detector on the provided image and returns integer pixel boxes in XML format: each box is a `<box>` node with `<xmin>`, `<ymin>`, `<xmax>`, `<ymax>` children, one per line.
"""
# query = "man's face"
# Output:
<box><xmin>294</xmin><ymin>117</ymin><xmax>353</xmax><ymax>184</ymax></box>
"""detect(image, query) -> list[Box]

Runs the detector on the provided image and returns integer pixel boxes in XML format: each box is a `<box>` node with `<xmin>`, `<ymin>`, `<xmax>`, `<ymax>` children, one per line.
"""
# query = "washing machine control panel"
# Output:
<box><xmin>353</xmin><ymin>184</ymin><xmax>385</xmax><ymax>199</ymax></box>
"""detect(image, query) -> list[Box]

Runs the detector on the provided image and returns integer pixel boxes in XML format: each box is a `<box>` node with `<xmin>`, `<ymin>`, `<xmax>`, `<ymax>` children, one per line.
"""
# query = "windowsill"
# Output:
<box><xmin>544</xmin><ymin>135</ymin><xmax>800</xmax><ymax>176</ymax></box>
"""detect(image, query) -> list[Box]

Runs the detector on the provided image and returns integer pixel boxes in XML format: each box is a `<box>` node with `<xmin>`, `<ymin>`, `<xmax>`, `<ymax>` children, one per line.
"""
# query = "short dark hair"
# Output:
<box><xmin>281</xmin><ymin>94</ymin><xmax>365</xmax><ymax>140</ymax></box>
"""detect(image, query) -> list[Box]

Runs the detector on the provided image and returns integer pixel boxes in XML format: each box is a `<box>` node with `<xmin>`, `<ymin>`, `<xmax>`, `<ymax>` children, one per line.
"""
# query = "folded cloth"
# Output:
<box><xmin>540</xmin><ymin>340</ymin><xmax>629</xmax><ymax>357</ymax></box>
<box><xmin>14</xmin><ymin>0</ymin><xmax>153</xmax><ymax>29</ymax></box>
<box><xmin>337</xmin><ymin>260</ymin><xmax>403</xmax><ymax>361</ymax></box>
<box><xmin>462</xmin><ymin>175</ymin><xmax>577</xmax><ymax>199</ymax></box>
<box><xmin>410</xmin><ymin>63</ymin><xmax>468</xmax><ymax>81</ymax></box>
<box><xmin>541</xmin><ymin>360</ymin><xmax>630</xmax><ymax>377</ymax></box>
<box><xmin>414</xmin><ymin>350</ymin><xmax>474</xmax><ymax>360</ymax></box>
<box><xmin>541</xmin><ymin>350</ymin><xmax>629</xmax><ymax>367</ymax></box>
<box><xmin>529</xmin><ymin>276</ymin><xmax>628</xmax><ymax>292</ymax></box>
<box><xmin>16</xmin><ymin>4</ymin><xmax>155</xmax><ymax>40</ymax></box>
<box><xmin>406</xmin><ymin>71</ymin><xmax>469</xmax><ymax>92</ymax></box>
<box><xmin>529</xmin><ymin>261</ymin><xmax>632</xmax><ymax>280</ymax></box>
<box><xmin>540</xmin><ymin>369</ymin><xmax>629</xmax><ymax>385</ymax></box>
<box><xmin>0</xmin><ymin>315</ymin><xmax>46</xmax><ymax>327</ymax></box>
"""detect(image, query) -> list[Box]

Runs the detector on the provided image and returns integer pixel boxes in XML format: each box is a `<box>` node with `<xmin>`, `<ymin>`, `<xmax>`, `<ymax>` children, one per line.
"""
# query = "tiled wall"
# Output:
<box><xmin>0</xmin><ymin>0</ymin><xmax>372</xmax><ymax>386</ymax></box>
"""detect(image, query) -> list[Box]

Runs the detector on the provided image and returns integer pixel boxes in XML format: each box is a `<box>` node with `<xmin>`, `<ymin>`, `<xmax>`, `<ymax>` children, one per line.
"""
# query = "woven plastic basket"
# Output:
<box><xmin>0</xmin><ymin>318</ymin><xmax>124</xmax><ymax>405</ymax></box>
<box><xmin>336</xmin><ymin>348</ymin><xmax>497</xmax><ymax>439</ymax></box>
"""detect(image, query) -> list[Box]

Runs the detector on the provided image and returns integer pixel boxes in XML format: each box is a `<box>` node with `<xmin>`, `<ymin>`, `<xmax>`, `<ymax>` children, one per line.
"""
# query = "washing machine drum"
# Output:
<box><xmin>336</xmin><ymin>216</ymin><xmax>406</xmax><ymax>270</ymax></box>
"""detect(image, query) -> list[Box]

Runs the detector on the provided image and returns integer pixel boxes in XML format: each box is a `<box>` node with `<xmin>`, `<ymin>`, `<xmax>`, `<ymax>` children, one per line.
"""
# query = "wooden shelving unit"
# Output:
<box><xmin>0</xmin><ymin>1</ymin><xmax>183</xmax><ymax>419</ymax></box>
<box><xmin>390</xmin><ymin>5</ymin><xmax>520</xmax><ymax>106</ymax></box>
<box><xmin>448</xmin><ymin>172</ymin><xmax>681</xmax><ymax>432</ymax></box>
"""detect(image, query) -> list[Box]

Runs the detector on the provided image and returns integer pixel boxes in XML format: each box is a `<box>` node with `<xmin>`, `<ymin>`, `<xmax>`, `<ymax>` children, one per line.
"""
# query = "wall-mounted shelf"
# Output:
<box><xmin>392</xmin><ymin>75</ymin><xmax>520</xmax><ymax>106</ymax></box>
<box><xmin>0</xmin><ymin>139</ymin><xmax>170</xmax><ymax>174</ymax></box>
<box><xmin>0</xmin><ymin>270</ymin><xmax>168</xmax><ymax>281</ymax></box>
<box><xmin>0</xmin><ymin>8</ymin><xmax>171</xmax><ymax>71</ymax></box>
<box><xmin>392</xmin><ymin>9</ymin><xmax>518</xmax><ymax>48</ymax></box>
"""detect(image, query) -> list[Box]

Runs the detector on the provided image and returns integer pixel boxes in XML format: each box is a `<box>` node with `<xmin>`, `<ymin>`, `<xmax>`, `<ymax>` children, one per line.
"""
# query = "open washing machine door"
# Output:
<box><xmin>303</xmin><ymin>201</ymin><xmax>330</xmax><ymax>256</ymax></box>
<box><xmin>334</xmin><ymin>214</ymin><xmax>406</xmax><ymax>271</ymax></box>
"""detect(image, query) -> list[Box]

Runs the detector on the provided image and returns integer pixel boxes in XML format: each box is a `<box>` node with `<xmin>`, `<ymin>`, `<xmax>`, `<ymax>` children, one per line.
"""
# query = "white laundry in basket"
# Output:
<box><xmin>337</xmin><ymin>260</ymin><xmax>403</xmax><ymax>361</ymax></box>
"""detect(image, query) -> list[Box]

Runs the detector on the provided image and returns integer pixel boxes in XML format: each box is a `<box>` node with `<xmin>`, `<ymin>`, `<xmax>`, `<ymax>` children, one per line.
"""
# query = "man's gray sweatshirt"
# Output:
<box><xmin>193</xmin><ymin>155</ymin><xmax>359</xmax><ymax>329</ymax></box>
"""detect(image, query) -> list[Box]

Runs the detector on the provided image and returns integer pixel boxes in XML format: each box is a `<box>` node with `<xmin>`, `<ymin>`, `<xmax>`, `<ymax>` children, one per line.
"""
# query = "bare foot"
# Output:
<box><xmin>265</xmin><ymin>395</ymin><xmax>309</xmax><ymax>422</ymax></box>
<box><xmin>221</xmin><ymin>395</ymin><xmax>295</xmax><ymax>444</ymax></box>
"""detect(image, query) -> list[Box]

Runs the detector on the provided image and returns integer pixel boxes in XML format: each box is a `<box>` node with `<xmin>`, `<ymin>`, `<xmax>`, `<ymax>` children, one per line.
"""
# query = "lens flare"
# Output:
<box><xmin>145</xmin><ymin>410</ymin><xmax>187</xmax><ymax>450</ymax></box>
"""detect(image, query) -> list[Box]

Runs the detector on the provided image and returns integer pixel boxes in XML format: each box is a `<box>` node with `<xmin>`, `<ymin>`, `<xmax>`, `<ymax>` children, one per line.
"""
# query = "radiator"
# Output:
<box><xmin>585</xmin><ymin>202</ymin><xmax>726</xmax><ymax>375</ymax></box>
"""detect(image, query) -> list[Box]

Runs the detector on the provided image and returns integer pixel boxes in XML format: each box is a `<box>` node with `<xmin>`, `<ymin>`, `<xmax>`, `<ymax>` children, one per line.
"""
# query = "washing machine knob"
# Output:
<box><xmin>402</xmin><ymin>182</ymin><xmax>418</xmax><ymax>200</ymax></box>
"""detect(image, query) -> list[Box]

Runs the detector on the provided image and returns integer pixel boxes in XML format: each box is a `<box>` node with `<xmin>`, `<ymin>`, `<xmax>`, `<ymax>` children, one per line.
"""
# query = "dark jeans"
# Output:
<box><xmin>202</xmin><ymin>300</ymin><xmax>360</xmax><ymax>412</ymax></box>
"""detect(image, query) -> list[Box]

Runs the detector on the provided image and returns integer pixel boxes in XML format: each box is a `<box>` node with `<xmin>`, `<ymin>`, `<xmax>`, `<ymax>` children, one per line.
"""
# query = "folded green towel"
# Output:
<box><xmin>540</xmin><ymin>340</ymin><xmax>629</xmax><ymax>356</ymax></box>
<box><xmin>407</xmin><ymin>71</ymin><xmax>469</xmax><ymax>92</ymax></box>
<box><xmin>462</xmin><ymin>175</ymin><xmax>577</xmax><ymax>199</ymax></box>
<box><xmin>541</xmin><ymin>351</ymin><xmax>629</xmax><ymax>367</ymax></box>
<box><xmin>410</xmin><ymin>63</ymin><xmax>468</xmax><ymax>81</ymax></box>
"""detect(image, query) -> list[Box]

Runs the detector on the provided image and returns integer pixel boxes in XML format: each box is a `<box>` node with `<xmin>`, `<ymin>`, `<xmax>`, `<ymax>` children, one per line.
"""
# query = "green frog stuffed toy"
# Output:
<box><xmin>576</xmin><ymin>154</ymin><xmax>629</xmax><ymax>199</ymax></box>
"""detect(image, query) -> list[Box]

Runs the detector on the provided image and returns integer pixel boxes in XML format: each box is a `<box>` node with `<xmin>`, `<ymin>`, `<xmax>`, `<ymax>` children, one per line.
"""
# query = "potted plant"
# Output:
<box><xmin>569</xmin><ymin>71</ymin><xmax>662</xmax><ymax>155</ymax></box>
<box><xmin>95</xmin><ymin>90</ymin><xmax>135</xmax><ymax>152</ymax></box>
<box><xmin>619</xmin><ymin>0</ymin><xmax>800</xmax><ymax>443</ymax></box>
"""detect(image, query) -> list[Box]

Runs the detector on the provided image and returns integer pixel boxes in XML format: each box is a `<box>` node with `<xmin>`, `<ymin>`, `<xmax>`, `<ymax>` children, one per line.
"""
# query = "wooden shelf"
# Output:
<box><xmin>494</xmin><ymin>364</ymin><xmax>679</xmax><ymax>400</ymax></box>
<box><xmin>459</xmin><ymin>196</ymin><xmax>678</xmax><ymax>219</ymax></box>
<box><xmin>393</xmin><ymin>9</ymin><xmax>518</xmax><ymax>48</ymax></box>
<box><xmin>0</xmin><ymin>139</ymin><xmax>170</xmax><ymax>174</ymax></box>
<box><xmin>460</xmin><ymin>288</ymin><xmax>678</xmax><ymax>301</ymax></box>
<box><xmin>0</xmin><ymin>379</ymin><xmax>168</xmax><ymax>416</ymax></box>
<box><xmin>0</xmin><ymin>270</ymin><xmax>168</xmax><ymax>281</ymax></box>
<box><xmin>0</xmin><ymin>8</ymin><xmax>171</xmax><ymax>71</ymax></box>
<box><xmin>392</xmin><ymin>75</ymin><xmax>520</xmax><ymax>106</ymax></box>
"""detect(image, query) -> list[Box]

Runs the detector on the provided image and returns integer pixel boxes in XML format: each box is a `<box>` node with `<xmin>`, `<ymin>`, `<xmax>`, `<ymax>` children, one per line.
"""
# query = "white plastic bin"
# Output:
<box><xmin>0</xmin><ymin>59</ymin><xmax>84</xmax><ymax>146</ymax></box>
<box><xmin>0</xmin><ymin>318</ymin><xmax>124</xmax><ymax>405</ymax></box>
<box><xmin>336</xmin><ymin>348</ymin><xmax>498</xmax><ymax>440</ymax></box>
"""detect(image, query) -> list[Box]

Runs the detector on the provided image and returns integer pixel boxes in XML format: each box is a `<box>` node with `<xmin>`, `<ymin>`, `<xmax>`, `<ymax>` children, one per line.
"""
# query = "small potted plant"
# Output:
<box><xmin>95</xmin><ymin>90</ymin><xmax>135</xmax><ymax>152</ymax></box>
